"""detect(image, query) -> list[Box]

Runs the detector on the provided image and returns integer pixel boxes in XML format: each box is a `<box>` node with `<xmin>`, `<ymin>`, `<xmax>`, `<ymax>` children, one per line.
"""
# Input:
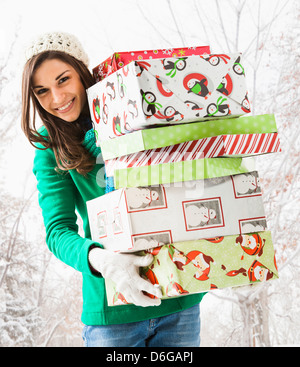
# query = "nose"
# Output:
<box><xmin>51</xmin><ymin>87</ymin><xmax>65</xmax><ymax>105</ymax></box>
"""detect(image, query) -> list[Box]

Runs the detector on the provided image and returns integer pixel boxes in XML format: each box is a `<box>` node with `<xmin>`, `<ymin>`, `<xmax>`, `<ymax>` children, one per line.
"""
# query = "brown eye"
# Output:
<box><xmin>58</xmin><ymin>76</ymin><xmax>69</xmax><ymax>84</ymax></box>
<box><xmin>37</xmin><ymin>88</ymin><xmax>48</xmax><ymax>95</ymax></box>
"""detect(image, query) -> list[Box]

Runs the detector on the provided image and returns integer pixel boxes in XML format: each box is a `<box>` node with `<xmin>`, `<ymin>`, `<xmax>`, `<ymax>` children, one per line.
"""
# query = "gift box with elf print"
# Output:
<box><xmin>87</xmin><ymin>47</ymin><xmax>281</xmax><ymax>305</ymax></box>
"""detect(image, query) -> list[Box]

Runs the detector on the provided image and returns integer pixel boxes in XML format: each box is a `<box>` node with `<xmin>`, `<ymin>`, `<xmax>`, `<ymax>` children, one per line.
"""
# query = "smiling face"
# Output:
<box><xmin>187</xmin><ymin>79</ymin><xmax>197</xmax><ymax>88</ymax></box>
<box><xmin>192</xmin><ymin>254</ymin><xmax>207</xmax><ymax>271</ymax></box>
<box><xmin>32</xmin><ymin>58</ymin><xmax>86</xmax><ymax>122</ymax></box>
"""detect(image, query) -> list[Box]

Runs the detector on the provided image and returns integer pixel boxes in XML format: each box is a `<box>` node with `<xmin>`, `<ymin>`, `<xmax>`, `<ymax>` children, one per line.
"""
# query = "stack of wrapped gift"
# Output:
<box><xmin>86</xmin><ymin>47</ymin><xmax>280</xmax><ymax>306</ymax></box>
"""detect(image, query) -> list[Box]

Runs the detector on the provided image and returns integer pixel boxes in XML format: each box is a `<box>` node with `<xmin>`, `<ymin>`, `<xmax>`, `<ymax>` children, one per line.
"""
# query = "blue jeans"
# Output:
<box><xmin>82</xmin><ymin>304</ymin><xmax>200</xmax><ymax>347</ymax></box>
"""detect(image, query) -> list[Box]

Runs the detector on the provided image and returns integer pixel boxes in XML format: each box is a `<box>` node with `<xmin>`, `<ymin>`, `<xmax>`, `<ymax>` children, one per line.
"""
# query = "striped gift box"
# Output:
<box><xmin>105</xmin><ymin>132</ymin><xmax>281</xmax><ymax>177</ymax></box>
<box><xmin>224</xmin><ymin>132</ymin><xmax>281</xmax><ymax>156</ymax></box>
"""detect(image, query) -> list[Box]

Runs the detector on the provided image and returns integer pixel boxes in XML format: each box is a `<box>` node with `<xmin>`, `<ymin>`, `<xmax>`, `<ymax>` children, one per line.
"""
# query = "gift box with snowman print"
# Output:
<box><xmin>87</xmin><ymin>171</ymin><xmax>267</xmax><ymax>253</ymax></box>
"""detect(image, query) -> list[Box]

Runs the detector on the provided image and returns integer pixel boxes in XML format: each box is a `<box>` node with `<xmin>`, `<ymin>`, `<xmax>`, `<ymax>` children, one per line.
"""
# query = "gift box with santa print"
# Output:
<box><xmin>87</xmin><ymin>170</ymin><xmax>267</xmax><ymax>253</ymax></box>
<box><xmin>105</xmin><ymin>230</ymin><xmax>278</xmax><ymax>305</ymax></box>
<box><xmin>87</xmin><ymin>52</ymin><xmax>251</xmax><ymax>143</ymax></box>
<box><xmin>93</xmin><ymin>46</ymin><xmax>211</xmax><ymax>82</ymax></box>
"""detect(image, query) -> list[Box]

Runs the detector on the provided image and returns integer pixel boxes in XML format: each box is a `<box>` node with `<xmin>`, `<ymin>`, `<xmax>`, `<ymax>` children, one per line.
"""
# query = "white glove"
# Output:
<box><xmin>88</xmin><ymin>247</ymin><xmax>162</xmax><ymax>307</ymax></box>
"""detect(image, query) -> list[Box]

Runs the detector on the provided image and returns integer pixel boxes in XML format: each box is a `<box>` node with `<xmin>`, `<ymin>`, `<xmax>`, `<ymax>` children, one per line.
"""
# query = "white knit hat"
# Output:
<box><xmin>24</xmin><ymin>31</ymin><xmax>89</xmax><ymax>66</ymax></box>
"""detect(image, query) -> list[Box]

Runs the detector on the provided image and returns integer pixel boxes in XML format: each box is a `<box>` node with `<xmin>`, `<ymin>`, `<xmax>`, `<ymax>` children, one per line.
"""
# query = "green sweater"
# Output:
<box><xmin>33</xmin><ymin>127</ymin><xmax>204</xmax><ymax>325</ymax></box>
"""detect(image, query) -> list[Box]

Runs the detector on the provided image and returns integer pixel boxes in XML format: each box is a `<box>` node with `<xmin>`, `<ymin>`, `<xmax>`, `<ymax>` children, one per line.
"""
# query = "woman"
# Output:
<box><xmin>21</xmin><ymin>32</ymin><xmax>204</xmax><ymax>347</ymax></box>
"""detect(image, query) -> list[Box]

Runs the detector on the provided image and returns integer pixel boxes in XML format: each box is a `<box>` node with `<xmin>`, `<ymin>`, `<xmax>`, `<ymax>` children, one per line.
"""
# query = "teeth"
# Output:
<box><xmin>57</xmin><ymin>99</ymin><xmax>73</xmax><ymax>111</ymax></box>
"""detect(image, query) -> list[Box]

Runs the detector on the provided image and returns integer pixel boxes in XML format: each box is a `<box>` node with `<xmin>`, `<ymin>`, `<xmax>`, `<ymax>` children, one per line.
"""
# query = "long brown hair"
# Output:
<box><xmin>21</xmin><ymin>50</ymin><xmax>95</xmax><ymax>175</ymax></box>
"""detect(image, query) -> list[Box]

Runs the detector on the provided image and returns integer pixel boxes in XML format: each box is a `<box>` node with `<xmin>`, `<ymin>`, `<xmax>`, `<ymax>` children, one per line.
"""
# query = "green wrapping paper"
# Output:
<box><xmin>105</xmin><ymin>231</ymin><xmax>278</xmax><ymax>306</ymax></box>
<box><xmin>113</xmin><ymin>156</ymin><xmax>256</xmax><ymax>188</ymax></box>
<box><xmin>100</xmin><ymin>114</ymin><xmax>277</xmax><ymax>160</ymax></box>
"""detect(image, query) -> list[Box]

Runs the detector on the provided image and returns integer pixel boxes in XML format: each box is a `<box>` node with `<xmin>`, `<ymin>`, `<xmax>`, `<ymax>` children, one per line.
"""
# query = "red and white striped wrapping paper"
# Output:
<box><xmin>105</xmin><ymin>133</ymin><xmax>281</xmax><ymax>177</ymax></box>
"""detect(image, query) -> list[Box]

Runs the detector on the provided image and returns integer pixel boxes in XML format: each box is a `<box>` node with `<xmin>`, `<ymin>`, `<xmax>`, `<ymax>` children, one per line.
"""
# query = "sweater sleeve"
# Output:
<box><xmin>33</xmin><ymin>145</ymin><xmax>102</xmax><ymax>277</ymax></box>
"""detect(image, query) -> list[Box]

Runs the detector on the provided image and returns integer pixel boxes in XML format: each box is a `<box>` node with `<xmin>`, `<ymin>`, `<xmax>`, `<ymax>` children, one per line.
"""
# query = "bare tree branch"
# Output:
<box><xmin>242</xmin><ymin>0</ymin><xmax>290</xmax><ymax>57</ymax></box>
<box><xmin>136</xmin><ymin>0</ymin><xmax>172</xmax><ymax>46</ymax></box>
<box><xmin>193</xmin><ymin>0</ymin><xmax>212</xmax><ymax>46</ymax></box>
<box><xmin>235</xmin><ymin>0</ymin><xmax>246</xmax><ymax>50</ymax></box>
<box><xmin>166</xmin><ymin>0</ymin><xmax>186</xmax><ymax>46</ymax></box>
<box><xmin>40</xmin><ymin>317</ymin><xmax>66</xmax><ymax>347</ymax></box>
<box><xmin>215</xmin><ymin>0</ymin><xmax>232</xmax><ymax>52</ymax></box>
<box><xmin>0</xmin><ymin>190</ymin><xmax>36</xmax><ymax>288</ymax></box>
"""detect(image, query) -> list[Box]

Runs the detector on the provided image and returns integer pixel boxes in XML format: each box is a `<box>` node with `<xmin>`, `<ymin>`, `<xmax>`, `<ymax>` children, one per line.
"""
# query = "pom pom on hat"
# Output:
<box><xmin>24</xmin><ymin>31</ymin><xmax>89</xmax><ymax>66</ymax></box>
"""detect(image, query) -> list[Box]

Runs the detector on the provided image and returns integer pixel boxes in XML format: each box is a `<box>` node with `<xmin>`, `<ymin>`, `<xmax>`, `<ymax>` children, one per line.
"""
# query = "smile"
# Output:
<box><xmin>56</xmin><ymin>98</ymin><xmax>75</xmax><ymax>112</ymax></box>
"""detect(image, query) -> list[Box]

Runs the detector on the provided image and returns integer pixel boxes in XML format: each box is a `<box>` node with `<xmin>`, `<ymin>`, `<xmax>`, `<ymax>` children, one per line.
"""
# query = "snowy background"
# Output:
<box><xmin>0</xmin><ymin>0</ymin><xmax>299</xmax><ymax>347</ymax></box>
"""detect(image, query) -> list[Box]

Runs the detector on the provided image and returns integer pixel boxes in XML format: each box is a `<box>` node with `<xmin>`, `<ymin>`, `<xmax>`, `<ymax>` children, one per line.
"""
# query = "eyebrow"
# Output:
<box><xmin>33</xmin><ymin>70</ymin><xmax>71</xmax><ymax>89</ymax></box>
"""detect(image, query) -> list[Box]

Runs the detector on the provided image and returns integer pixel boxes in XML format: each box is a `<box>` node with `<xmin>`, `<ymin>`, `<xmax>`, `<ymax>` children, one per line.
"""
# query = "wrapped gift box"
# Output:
<box><xmin>87</xmin><ymin>171</ymin><xmax>266</xmax><ymax>253</ymax></box>
<box><xmin>87</xmin><ymin>52</ymin><xmax>251</xmax><ymax>142</ymax></box>
<box><xmin>113</xmin><ymin>156</ymin><xmax>256</xmax><ymax>188</ymax></box>
<box><xmin>105</xmin><ymin>132</ymin><xmax>281</xmax><ymax>178</ymax></box>
<box><xmin>100</xmin><ymin>114</ymin><xmax>277</xmax><ymax>160</ymax></box>
<box><xmin>105</xmin><ymin>231</ymin><xmax>278</xmax><ymax>305</ymax></box>
<box><xmin>93</xmin><ymin>46</ymin><xmax>211</xmax><ymax>82</ymax></box>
